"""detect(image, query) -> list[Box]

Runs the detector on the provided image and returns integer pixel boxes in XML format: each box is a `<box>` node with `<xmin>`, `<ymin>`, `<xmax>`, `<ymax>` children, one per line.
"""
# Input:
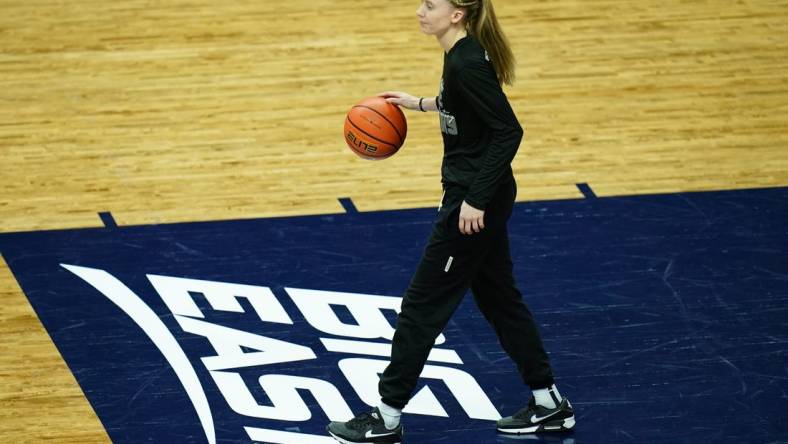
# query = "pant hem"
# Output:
<box><xmin>527</xmin><ymin>377</ymin><xmax>556</xmax><ymax>390</ymax></box>
<box><xmin>381</xmin><ymin>397</ymin><xmax>407</xmax><ymax>410</ymax></box>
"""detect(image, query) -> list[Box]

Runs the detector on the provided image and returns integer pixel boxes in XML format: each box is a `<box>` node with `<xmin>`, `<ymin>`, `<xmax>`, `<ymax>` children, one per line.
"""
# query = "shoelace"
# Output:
<box><xmin>513</xmin><ymin>398</ymin><xmax>540</xmax><ymax>419</ymax></box>
<box><xmin>347</xmin><ymin>412</ymin><xmax>378</xmax><ymax>430</ymax></box>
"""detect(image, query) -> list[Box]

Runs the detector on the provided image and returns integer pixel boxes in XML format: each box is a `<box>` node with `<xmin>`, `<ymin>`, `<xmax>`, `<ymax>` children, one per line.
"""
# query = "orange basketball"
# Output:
<box><xmin>344</xmin><ymin>96</ymin><xmax>407</xmax><ymax>160</ymax></box>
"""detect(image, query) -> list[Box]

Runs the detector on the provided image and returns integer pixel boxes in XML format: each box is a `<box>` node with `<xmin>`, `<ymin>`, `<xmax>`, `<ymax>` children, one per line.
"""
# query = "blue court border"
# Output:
<box><xmin>1</xmin><ymin>186</ymin><xmax>786</xmax><ymax>444</ymax></box>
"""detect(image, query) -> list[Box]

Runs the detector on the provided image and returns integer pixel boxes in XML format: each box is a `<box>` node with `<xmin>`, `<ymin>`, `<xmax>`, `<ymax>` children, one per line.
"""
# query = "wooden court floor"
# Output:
<box><xmin>1</xmin><ymin>0</ymin><xmax>787</xmax><ymax>441</ymax></box>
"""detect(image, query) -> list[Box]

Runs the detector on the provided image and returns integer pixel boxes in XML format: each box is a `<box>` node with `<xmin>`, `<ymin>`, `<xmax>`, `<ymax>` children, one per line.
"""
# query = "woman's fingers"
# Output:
<box><xmin>458</xmin><ymin>215</ymin><xmax>483</xmax><ymax>235</ymax></box>
<box><xmin>378</xmin><ymin>91</ymin><xmax>402</xmax><ymax>104</ymax></box>
<box><xmin>378</xmin><ymin>91</ymin><xmax>406</xmax><ymax>98</ymax></box>
<box><xmin>457</xmin><ymin>201</ymin><xmax>486</xmax><ymax>235</ymax></box>
<box><xmin>378</xmin><ymin>91</ymin><xmax>419</xmax><ymax>109</ymax></box>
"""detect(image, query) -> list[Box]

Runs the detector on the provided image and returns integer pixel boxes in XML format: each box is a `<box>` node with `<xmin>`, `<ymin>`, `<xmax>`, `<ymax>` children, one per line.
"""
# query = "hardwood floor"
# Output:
<box><xmin>1</xmin><ymin>0</ymin><xmax>786</xmax><ymax>441</ymax></box>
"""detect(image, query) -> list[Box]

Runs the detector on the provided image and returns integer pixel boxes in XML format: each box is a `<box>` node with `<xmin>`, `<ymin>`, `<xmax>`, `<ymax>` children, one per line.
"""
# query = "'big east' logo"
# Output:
<box><xmin>62</xmin><ymin>264</ymin><xmax>501</xmax><ymax>444</ymax></box>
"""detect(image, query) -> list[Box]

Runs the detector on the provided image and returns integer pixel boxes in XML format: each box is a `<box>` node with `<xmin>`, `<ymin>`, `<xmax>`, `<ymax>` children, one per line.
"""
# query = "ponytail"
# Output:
<box><xmin>450</xmin><ymin>0</ymin><xmax>516</xmax><ymax>86</ymax></box>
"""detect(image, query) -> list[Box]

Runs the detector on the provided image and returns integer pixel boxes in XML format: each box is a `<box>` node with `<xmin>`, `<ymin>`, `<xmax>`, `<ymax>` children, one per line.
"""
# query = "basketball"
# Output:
<box><xmin>344</xmin><ymin>96</ymin><xmax>407</xmax><ymax>160</ymax></box>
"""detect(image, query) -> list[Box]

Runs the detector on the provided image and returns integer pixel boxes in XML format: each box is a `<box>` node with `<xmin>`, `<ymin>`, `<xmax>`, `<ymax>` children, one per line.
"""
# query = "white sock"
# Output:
<box><xmin>378</xmin><ymin>402</ymin><xmax>402</xmax><ymax>429</ymax></box>
<box><xmin>532</xmin><ymin>384</ymin><xmax>563</xmax><ymax>409</ymax></box>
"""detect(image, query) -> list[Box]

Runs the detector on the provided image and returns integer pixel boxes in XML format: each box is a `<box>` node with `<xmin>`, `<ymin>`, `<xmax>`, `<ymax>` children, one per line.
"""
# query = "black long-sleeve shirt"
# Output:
<box><xmin>436</xmin><ymin>36</ymin><xmax>524</xmax><ymax>210</ymax></box>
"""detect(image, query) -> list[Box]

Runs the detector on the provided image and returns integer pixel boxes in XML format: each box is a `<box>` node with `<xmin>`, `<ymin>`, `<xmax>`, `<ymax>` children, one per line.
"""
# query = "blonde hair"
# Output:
<box><xmin>449</xmin><ymin>0</ymin><xmax>516</xmax><ymax>85</ymax></box>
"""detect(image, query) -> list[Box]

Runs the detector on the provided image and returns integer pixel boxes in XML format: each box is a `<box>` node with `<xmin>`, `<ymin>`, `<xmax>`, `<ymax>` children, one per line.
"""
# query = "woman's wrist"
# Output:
<box><xmin>415</xmin><ymin>96</ymin><xmax>436</xmax><ymax>112</ymax></box>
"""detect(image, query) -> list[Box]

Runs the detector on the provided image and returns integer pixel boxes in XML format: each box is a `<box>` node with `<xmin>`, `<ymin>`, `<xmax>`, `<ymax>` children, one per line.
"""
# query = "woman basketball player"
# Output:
<box><xmin>328</xmin><ymin>0</ymin><xmax>575</xmax><ymax>442</ymax></box>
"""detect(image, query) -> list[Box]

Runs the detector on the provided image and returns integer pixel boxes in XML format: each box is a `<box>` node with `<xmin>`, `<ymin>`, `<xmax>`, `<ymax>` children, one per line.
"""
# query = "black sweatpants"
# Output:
<box><xmin>379</xmin><ymin>179</ymin><xmax>555</xmax><ymax>409</ymax></box>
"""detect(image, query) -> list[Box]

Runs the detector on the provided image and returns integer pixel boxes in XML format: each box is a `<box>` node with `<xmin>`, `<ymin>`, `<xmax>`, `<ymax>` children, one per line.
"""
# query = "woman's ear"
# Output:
<box><xmin>450</xmin><ymin>8</ymin><xmax>465</xmax><ymax>24</ymax></box>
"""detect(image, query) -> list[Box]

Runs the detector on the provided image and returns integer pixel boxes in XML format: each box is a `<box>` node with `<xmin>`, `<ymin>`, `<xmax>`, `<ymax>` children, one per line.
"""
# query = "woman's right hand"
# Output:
<box><xmin>379</xmin><ymin>91</ymin><xmax>421</xmax><ymax>111</ymax></box>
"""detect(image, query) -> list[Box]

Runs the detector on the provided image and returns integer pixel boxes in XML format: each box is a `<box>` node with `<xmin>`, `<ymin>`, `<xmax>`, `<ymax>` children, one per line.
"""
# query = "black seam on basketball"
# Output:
<box><xmin>349</xmin><ymin>141</ymin><xmax>390</xmax><ymax>159</ymax></box>
<box><xmin>349</xmin><ymin>142</ymin><xmax>392</xmax><ymax>160</ymax></box>
<box><xmin>346</xmin><ymin>116</ymin><xmax>398</xmax><ymax>149</ymax></box>
<box><xmin>353</xmin><ymin>105</ymin><xmax>405</xmax><ymax>145</ymax></box>
<box><xmin>348</xmin><ymin>140</ymin><xmax>392</xmax><ymax>160</ymax></box>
